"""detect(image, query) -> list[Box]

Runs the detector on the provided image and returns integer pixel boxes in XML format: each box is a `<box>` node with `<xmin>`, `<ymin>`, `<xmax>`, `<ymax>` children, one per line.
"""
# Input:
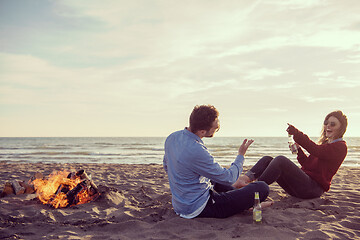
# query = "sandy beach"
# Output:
<box><xmin>0</xmin><ymin>162</ymin><xmax>359</xmax><ymax>240</ymax></box>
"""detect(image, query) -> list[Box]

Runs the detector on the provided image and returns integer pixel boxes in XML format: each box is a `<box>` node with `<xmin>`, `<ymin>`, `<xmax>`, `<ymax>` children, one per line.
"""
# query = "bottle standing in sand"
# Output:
<box><xmin>288</xmin><ymin>133</ymin><xmax>298</xmax><ymax>154</ymax></box>
<box><xmin>253</xmin><ymin>192</ymin><xmax>262</xmax><ymax>223</ymax></box>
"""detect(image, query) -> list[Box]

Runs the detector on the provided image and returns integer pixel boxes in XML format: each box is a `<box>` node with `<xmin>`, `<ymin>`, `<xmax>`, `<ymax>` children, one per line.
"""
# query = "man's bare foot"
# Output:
<box><xmin>232</xmin><ymin>175</ymin><xmax>251</xmax><ymax>188</ymax></box>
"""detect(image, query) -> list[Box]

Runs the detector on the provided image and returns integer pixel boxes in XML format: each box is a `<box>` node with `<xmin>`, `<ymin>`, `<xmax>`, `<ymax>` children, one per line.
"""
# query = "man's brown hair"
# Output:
<box><xmin>189</xmin><ymin>105</ymin><xmax>219</xmax><ymax>134</ymax></box>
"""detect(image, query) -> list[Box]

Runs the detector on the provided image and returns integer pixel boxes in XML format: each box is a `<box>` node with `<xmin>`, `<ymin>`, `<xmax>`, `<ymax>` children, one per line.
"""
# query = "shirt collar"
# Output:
<box><xmin>184</xmin><ymin>127</ymin><xmax>203</xmax><ymax>144</ymax></box>
<box><xmin>330</xmin><ymin>138</ymin><xmax>343</xmax><ymax>143</ymax></box>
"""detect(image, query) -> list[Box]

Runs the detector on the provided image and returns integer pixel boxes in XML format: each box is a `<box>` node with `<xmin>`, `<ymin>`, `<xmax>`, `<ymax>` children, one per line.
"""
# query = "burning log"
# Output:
<box><xmin>67</xmin><ymin>172</ymin><xmax>76</xmax><ymax>180</ymax></box>
<box><xmin>76</xmin><ymin>169</ymin><xmax>98</xmax><ymax>194</ymax></box>
<box><xmin>54</xmin><ymin>184</ymin><xmax>70</xmax><ymax>196</ymax></box>
<box><xmin>66</xmin><ymin>180</ymin><xmax>87</xmax><ymax>206</ymax></box>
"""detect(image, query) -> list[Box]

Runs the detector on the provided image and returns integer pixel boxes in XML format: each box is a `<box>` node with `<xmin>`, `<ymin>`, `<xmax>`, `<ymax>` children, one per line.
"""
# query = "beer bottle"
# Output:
<box><xmin>253</xmin><ymin>192</ymin><xmax>262</xmax><ymax>223</ymax></box>
<box><xmin>288</xmin><ymin>134</ymin><xmax>298</xmax><ymax>154</ymax></box>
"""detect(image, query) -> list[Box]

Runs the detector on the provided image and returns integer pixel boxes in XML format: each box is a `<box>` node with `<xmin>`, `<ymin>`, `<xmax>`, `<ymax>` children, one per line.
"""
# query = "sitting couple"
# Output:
<box><xmin>163</xmin><ymin>105</ymin><xmax>348</xmax><ymax>219</ymax></box>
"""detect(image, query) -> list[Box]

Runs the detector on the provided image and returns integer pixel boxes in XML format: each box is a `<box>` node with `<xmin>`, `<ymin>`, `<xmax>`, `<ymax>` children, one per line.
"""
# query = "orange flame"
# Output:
<box><xmin>32</xmin><ymin>170</ymin><xmax>97</xmax><ymax>208</ymax></box>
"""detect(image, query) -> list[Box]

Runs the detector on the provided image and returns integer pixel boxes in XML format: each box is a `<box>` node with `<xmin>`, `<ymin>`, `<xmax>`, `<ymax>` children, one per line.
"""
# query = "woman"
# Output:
<box><xmin>234</xmin><ymin>110</ymin><xmax>348</xmax><ymax>199</ymax></box>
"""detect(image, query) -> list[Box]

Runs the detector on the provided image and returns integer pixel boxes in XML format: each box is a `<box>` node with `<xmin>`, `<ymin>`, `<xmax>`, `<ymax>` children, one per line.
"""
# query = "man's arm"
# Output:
<box><xmin>191</xmin><ymin>139</ymin><xmax>254</xmax><ymax>185</ymax></box>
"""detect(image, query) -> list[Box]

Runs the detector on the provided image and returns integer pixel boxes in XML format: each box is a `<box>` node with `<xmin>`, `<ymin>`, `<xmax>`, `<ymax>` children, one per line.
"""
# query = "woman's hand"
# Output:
<box><xmin>232</xmin><ymin>175</ymin><xmax>251</xmax><ymax>188</ymax></box>
<box><xmin>238</xmin><ymin>139</ymin><xmax>254</xmax><ymax>156</ymax></box>
<box><xmin>287</xmin><ymin>123</ymin><xmax>299</xmax><ymax>135</ymax></box>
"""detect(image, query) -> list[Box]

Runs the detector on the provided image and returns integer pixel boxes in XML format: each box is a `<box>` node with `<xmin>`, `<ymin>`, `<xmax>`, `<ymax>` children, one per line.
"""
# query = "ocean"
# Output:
<box><xmin>0</xmin><ymin>137</ymin><xmax>359</xmax><ymax>167</ymax></box>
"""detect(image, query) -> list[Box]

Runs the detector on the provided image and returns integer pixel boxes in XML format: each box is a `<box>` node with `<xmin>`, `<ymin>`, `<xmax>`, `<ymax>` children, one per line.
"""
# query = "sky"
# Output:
<box><xmin>0</xmin><ymin>0</ymin><xmax>360</xmax><ymax>137</ymax></box>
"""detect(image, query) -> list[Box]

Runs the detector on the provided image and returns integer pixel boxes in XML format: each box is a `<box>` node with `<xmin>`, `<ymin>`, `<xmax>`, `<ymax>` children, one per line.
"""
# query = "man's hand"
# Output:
<box><xmin>238</xmin><ymin>139</ymin><xmax>254</xmax><ymax>156</ymax></box>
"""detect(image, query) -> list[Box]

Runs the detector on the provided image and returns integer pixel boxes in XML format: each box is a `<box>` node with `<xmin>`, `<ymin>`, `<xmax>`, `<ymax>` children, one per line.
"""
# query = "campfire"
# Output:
<box><xmin>1</xmin><ymin>169</ymin><xmax>100</xmax><ymax>208</ymax></box>
<box><xmin>33</xmin><ymin>169</ymin><xmax>100</xmax><ymax>208</ymax></box>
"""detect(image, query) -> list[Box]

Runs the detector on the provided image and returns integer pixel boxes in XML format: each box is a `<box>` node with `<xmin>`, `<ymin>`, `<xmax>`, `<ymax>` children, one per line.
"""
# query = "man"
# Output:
<box><xmin>163</xmin><ymin>104</ymin><xmax>269</xmax><ymax>219</ymax></box>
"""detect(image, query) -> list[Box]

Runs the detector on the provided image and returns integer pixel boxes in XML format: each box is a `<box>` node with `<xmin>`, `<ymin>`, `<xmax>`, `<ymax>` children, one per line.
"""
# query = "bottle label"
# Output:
<box><xmin>253</xmin><ymin>209</ymin><xmax>262</xmax><ymax>222</ymax></box>
<box><xmin>290</xmin><ymin>143</ymin><xmax>298</xmax><ymax>154</ymax></box>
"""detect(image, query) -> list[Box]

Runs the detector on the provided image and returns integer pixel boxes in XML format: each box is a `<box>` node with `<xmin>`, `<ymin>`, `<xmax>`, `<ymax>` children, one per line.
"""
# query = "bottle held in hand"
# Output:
<box><xmin>288</xmin><ymin>134</ymin><xmax>298</xmax><ymax>154</ymax></box>
<box><xmin>253</xmin><ymin>192</ymin><xmax>262</xmax><ymax>224</ymax></box>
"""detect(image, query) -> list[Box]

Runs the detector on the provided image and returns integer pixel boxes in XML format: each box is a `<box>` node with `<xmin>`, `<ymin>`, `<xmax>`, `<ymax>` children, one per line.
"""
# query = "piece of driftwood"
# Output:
<box><xmin>12</xmin><ymin>180</ymin><xmax>26</xmax><ymax>195</ymax></box>
<box><xmin>19</xmin><ymin>181</ymin><xmax>35</xmax><ymax>194</ymax></box>
<box><xmin>0</xmin><ymin>182</ymin><xmax>14</xmax><ymax>197</ymax></box>
<box><xmin>29</xmin><ymin>172</ymin><xmax>44</xmax><ymax>183</ymax></box>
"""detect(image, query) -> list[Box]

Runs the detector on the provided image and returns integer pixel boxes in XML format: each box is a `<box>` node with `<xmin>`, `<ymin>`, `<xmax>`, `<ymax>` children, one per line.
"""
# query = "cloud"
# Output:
<box><xmin>268</xmin><ymin>0</ymin><xmax>328</xmax><ymax>9</ymax></box>
<box><xmin>244</xmin><ymin>68</ymin><xmax>290</xmax><ymax>81</ymax></box>
<box><xmin>312</xmin><ymin>71</ymin><xmax>360</xmax><ymax>88</ymax></box>
<box><xmin>263</xmin><ymin>108</ymin><xmax>288</xmax><ymax>112</ymax></box>
<box><xmin>313</xmin><ymin>71</ymin><xmax>335</xmax><ymax>77</ymax></box>
<box><xmin>343</xmin><ymin>52</ymin><xmax>360</xmax><ymax>63</ymax></box>
<box><xmin>1</xmin><ymin>1</ymin><xmax>360</xmax><ymax>136</ymax></box>
<box><xmin>300</xmin><ymin>30</ymin><xmax>360</xmax><ymax>50</ymax></box>
<box><xmin>48</xmin><ymin>1</ymin><xmax>260</xmax><ymax>66</ymax></box>
<box><xmin>303</xmin><ymin>97</ymin><xmax>345</xmax><ymax>103</ymax></box>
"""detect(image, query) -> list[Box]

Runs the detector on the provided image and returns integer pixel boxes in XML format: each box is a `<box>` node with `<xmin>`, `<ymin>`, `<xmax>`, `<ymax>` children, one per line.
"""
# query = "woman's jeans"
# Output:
<box><xmin>197</xmin><ymin>181</ymin><xmax>269</xmax><ymax>218</ymax></box>
<box><xmin>245</xmin><ymin>156</ymin><xmax>324</xmax><ymax>199</ymax></box>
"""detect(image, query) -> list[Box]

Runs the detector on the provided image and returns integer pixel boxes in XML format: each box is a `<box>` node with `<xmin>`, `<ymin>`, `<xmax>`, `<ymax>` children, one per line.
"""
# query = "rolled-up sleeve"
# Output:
<box><xmin>163</xmin><ymin>155</ymin><xmax>168</xmax><ymax>173</ymax></box>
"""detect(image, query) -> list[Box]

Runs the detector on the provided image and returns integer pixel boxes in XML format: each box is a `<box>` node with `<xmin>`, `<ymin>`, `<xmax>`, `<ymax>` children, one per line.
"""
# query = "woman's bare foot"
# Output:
<box><xmin>260</xmin><ymin>200</ymin><xmax>274</xmax><ymax>208</ymax></box>
<box><xmin>232</xmin><ymin>175</ymin><xmax>251</xmax><ymax>188</ymax></box>
<box><xmin>249</xmin><ymin>201</ymin><xmax>274</xmax><ymax>211</ymax></box>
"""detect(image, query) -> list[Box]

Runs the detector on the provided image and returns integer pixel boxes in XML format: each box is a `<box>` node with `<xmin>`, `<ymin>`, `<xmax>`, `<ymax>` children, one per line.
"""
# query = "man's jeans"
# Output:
<box><xmin>197</xmin><ymin>181</ymin><xmax>269</xmax><ymax>218</ymax></box>
<box><xmin>246</xmin><ymin>156</ymin><xmax>324</xmax><ymax>199</ymax></box>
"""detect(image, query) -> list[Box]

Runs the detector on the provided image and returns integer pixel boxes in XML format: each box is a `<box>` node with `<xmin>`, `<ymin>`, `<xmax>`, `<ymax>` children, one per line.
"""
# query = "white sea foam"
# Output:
<box><xmin>0</xmin><ymin>137</ymin><xmax>359</xmax><ymax>166</ymax></box>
